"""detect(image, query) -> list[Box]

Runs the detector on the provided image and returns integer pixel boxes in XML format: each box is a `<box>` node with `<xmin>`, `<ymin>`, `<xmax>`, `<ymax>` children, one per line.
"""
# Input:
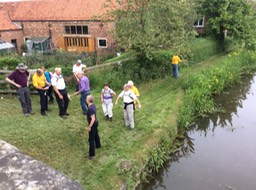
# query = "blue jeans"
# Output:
<box><xmin>80</xmin><ymin>91</ymin><xmax>90</xmax><ymax>114</ymax></box>
<box><xmin>172</xmin><ymin>64</ymin><xmax>178</xmax><ymax>78</ymax></box>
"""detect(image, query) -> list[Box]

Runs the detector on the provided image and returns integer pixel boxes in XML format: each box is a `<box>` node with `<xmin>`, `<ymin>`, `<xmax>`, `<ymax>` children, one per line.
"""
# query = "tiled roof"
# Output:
<box><xmin>0</xmin><ymin>11</ymin><xmax>21</xmax><ymax>31</ymax></box>
<box><xmin>0</xmin><ymin>0</ymin><xmax>108</xmax><ymax>21</ymax></box>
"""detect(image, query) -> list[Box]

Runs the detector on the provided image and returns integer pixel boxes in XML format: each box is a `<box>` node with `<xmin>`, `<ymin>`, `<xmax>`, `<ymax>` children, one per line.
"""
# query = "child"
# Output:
<box><xmin>101</xmin><ymin>83</ymin><xmax>116</xmax><ymax>121</ymax></box>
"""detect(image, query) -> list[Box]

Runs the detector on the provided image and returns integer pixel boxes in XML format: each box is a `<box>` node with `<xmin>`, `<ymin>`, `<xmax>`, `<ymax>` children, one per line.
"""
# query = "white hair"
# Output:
<box><xmin>55</xmin><ymin>68</ymin><xmax>62</xmax><ymax>72</ymax></box>
<box><xmin>127</xmin><ymin>80</ymin><xmax>134</xmax><ymax>86</ymax></box>
<box><xmin>87</xmin><ymin>95</ymin><xmax>94</xmax><ymax>103</ymax></box>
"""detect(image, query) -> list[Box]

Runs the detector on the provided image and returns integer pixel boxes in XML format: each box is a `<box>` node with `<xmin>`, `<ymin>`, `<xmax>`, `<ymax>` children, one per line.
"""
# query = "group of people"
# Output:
<box><xmin>5</xmin><ymin>60</ymin><xmax>143</xmax><ymax>159</ymax></box>
<box><xmin>6</xmin><ymin>53</ymin><xmax>183</xmax><ymax>159</ymax></box>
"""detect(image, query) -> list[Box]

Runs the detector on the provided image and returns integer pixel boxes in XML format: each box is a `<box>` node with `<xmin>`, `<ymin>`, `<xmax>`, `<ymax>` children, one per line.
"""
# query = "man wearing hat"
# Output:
<box><xmin>72</xmin><ymin>59</ymin><xmax>86</xmax><ymax>91</ymax></box>
<box><xmin>6</xmin><ymin>63</ymin><xmax>34</xmax><ymax>117</ymax></box>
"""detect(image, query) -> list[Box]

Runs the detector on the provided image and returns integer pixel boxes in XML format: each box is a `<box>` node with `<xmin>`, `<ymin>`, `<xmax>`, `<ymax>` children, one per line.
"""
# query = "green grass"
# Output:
<box><xmin>0</xmin><ymin>75</ymin><xmax>182</xmax><ymax>190</ymax></box>
<box><xmin>1</xmin><ymin>50</ymin><xmax>254</xmax><ymax>189</ymax></box>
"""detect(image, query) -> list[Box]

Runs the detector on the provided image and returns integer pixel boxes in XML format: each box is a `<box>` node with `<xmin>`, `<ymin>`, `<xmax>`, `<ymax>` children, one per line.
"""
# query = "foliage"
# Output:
<box><xmin>0</xmin><ymin>56</ymin><xmax>22</xmax><ymax>70</ymax></box>
<box><xmin>186</xmin><ymin>37</ymin><xmax>221</xmax><ymax>64</ymax></box>
<box><xmin>147</xmin><ymin>137</ymin><xmax>171</xmax><ymax>173</ymax></box>
<box><xmin>105</xmin><ymin>0</ymin><xmax>197</xmax><ymax>60</ymax></box>
<box><xmin>179</xmin><ymin>50</ymin><xmax>256</xmax><ymax>127</ymax></box>
<box><xmin>198</xmin><ymin>0</ymin><xmax>256</xmax><ymax>50</ymax></box>
<box><xmin>2</xmin><ymin>48</ymin><xmax>256</xmax><ymax>189</ymax></box>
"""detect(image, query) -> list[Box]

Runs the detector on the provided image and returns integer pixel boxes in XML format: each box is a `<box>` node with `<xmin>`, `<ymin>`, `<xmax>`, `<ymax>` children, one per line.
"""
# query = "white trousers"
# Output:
<box><xmin>102</xmin><ymin>102</ymin><xmax>113</xmax><ymax>117</ymax></box>
<box><xmin>124</xmin><ymin>104</ymin><xmax>134</xmax><ymax>129</ymax></box>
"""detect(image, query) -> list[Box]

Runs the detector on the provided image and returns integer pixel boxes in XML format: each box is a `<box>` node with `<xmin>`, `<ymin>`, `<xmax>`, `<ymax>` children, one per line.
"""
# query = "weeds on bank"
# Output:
<box><xmin>179</xmin><ymin>50</ymin><xmax>256</xmax><ymax>127</ymax></box>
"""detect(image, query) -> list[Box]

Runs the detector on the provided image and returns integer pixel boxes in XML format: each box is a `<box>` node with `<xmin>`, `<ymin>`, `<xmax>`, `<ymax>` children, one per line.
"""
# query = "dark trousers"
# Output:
<box><xmin>37</xmin><ymin>89</ymin><xmax>48</xmax><ymax>112</ymax></box>
<box><xmin>54</xmin><ymin>89</ymin><xmax>69</xmax><ymax>116</ymax></box>
<box><xmin>17</xmin><ymin>87</ymin><xmax>32</xmax><ymax>114</ymax></box>
<box><xmin>46</xmin><ymin>85</ymin><xmax>54</xmax><ymax>102</ymax></box>
<box><xmin>88</xmin><ymin>121</ymin><xmax>101</xmax><ymax>157</ymax></box>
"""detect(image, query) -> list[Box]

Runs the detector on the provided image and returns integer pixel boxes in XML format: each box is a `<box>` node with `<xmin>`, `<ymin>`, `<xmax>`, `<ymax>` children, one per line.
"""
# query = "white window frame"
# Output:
<box><xmin>98</xmin><ymin>38</ymin><xmax>107</xmax><ymax>48</ymax></box>
<box><xmin>194</xmin><ymin>17</ymin><xmax>205</xmax><ymax>28</ymax></box>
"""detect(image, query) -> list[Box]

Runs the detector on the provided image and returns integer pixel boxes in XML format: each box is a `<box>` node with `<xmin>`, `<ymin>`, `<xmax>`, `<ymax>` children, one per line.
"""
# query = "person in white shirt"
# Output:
<box><xmin>115</xmin><ymin>84</ymin><xmax>141</xmax><ymax>130</ymax></box>
<box><xmin>72</xmin><ymin>59</ymin><xmax>86</xmax><ymax>91</ymax></box>
<box><xmin>51</xmin><ymin>68</ymin><xmax>69</xmax><ymax>119</ymax></box>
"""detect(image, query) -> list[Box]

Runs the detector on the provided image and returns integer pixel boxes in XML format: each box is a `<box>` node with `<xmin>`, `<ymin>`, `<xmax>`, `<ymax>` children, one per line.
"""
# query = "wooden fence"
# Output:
<box><xmin>0</xmin><ymin>59</ymin><xmax>124</xmax><ymax>94</ymax></box>
<box><xmin>0</xmin><ymin>69</ymin><xmax>37</xmax><ymax>94</ymax></box>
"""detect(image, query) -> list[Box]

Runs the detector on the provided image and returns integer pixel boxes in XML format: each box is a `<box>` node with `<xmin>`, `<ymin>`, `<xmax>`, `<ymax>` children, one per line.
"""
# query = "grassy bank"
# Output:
<box><xmin>0</xmin><ymin>76</ymin><xmax>182</xmax><ymax>189</ymax></box>
<box><xmin>1</xmin><ymin>48</ymin><xmax>256</xmax><ymax>189</ymax></box>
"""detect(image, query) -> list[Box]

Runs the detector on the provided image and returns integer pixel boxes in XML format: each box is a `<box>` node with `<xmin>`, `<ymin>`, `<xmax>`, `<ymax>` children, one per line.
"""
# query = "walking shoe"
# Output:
<box><xmin>60</xmin><ymin>115</ymin><xmax>67</xmax><ymax>119</ymax></box>
<box><xmin>109</xmin><ymin>117</ymin><xmax>112</xmax><ymax>121</ymax></box>
<box><xmin>29</xmin><ymin>111</ymin><xmax>35</xmax><ymax>115</ymax></box>
<box><xmin>64</xmin><ymin>112</ymin><xmax>70</xmax><ymax>116</ymax></box>
<box><xmin>105</xmin><ymin>115</ymin><xmax>109</xmax><ymax>119</ymax></box>
<box><xmin>41</xmin><ymin>112</ymin><xmax>47</xmax><ymax>116</ymax></box>
<box><xmin>85</xmin><ymin>155</ymin><xmax>95</xmax><ymax>160</ymax></box>
<box><xmin>24</xmin><ymin>113</ymin><xmax>29</xmax><ymax>117</ymax></box>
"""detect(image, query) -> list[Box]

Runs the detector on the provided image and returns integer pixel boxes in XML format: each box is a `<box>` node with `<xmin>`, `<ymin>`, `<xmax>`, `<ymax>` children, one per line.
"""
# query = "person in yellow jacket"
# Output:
<box><xmin>127</xmin><ymin>80</ymin><xmax>139</xmax><ymax>106</ymax></box>
<box><xmin>32</xmin><ymin>68</ymin><xmax>50</xmax><ymax>116</ymax></box>
<box><xmin>171</xmin><ymin>54</ymin><xmax>182</xmax><ymax>78</ymax></box>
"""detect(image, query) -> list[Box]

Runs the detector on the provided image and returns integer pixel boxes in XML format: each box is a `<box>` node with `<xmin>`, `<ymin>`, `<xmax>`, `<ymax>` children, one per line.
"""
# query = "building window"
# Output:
<box><xmin>194</xmin><ymin>17</ymin><xmax>205</xmax><ymax>27</ymax></box>
<box><xmin>65</xmin><ymin>25</ymin><xmax>88</xmax><ymax>34</ymax></box>
<box><xmin>98</xmin><ymin>38</ymin><xmax>107</xmax><ymax>48</ymax></box>
<box><xmin>64</xmin><ymin>37</ymin><xmax>89</xmax><ymax>47</ymax></box>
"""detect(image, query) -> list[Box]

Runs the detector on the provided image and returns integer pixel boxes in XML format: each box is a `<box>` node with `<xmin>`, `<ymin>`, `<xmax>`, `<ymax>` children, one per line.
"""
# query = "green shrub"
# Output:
<box><xmin>186</xmin><ymin>38</ymin><xmax>220</xmax><ymax>64</ymax></box>
<box><xmin>179</xmin><ymin>50</ymin><xmax>256</xmax><ymax>127</ymax></box>
<box><xmin>0</xmin><ymin>57</ymin><xmax>22</xmax><ymax>70</ymax></box>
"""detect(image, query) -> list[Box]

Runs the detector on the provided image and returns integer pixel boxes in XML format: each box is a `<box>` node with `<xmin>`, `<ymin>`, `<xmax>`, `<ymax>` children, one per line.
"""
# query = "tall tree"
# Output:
<box><xmin>105</xmin><ymin>0</ymin><xmax>197</xmax><ymax>60</ymax></box>
<box><xmin>198</xmin><ymin>0</ymin><xmax>256</xmax><ymax>50</ymax></box>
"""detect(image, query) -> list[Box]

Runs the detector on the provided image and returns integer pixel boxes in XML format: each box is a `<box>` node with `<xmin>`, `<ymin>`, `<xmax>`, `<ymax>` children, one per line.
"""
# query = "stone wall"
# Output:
<box><xmin>0</xmin><ymin>140</ymin><xmax>84</xmax><ymax>190</ymax></box>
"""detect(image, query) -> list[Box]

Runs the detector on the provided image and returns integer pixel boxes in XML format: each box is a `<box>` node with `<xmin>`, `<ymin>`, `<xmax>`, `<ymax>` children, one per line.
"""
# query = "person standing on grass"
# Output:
<box><xmin>41</xmin><ymin>66</ymin><xmax>54</xmax><ymax>103</ymax></box>
<box><xmin>6</xmin><ymin>63</ymin><xmax>34</xmax><ymax>117</ymax></box>
<box><xmin>51</xmin><ymin>68</ymin><xmax>69</xmax><ymax>119</ymax></box>
<box><xmin>171</xmin><ymin>54</ymin><xmax>182</xmax><ymax>78</ymax></box>
<box><xmin>73</xmin><ymin>70</ymin><xmax>90</xmax><ymax>115</ymax></box>
<box><xmin>115</xmin><ymin>84</ymin><xmax>141</xmax><ymax>130</ymax></box>
<box><xmin>86</xmin><ymin>95</ymin><xmax>101</xmax><ymax>160</ymax></box>
<box><xmin>72</xmin><ymin>59</ymin><xmax>86</xmax><ymax>91</ymax></box>
<box><xmin>127</xmin><ymin>80</ymin><xmax>139</xmax><ymax>106</ymax></box>
<box><xmin>32</xmin><ymin>68</ymin><xmax>50</xmax><ymax>116</ymax></box>
<box><xmin>101</xmin><ymin>83</ymin><xmax>116</xmax><ymax>121</ymax></box>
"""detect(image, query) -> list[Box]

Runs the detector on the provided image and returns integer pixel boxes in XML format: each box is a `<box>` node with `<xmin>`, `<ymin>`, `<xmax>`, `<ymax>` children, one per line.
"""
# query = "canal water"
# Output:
<box><xmin>143</xmin><ymin>75</ymin><xmax>256</xmax><ymax>190</ymax></box>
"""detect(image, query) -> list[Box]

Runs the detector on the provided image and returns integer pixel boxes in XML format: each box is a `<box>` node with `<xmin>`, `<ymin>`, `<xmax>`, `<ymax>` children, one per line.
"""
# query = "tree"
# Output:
<box><xmin>198</xmin><ymin>0</ymin><xmax>256</xmax><ymax>50</ymax></box>
<box><xmin>104</xmin><ymin>0</ymin><xmax>197</xmax><ymax>60</ymax></box>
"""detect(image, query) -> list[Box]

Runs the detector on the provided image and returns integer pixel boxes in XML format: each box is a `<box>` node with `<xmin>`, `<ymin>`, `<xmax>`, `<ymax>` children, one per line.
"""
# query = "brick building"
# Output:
<box><xmin>0</xmin><ymin>10</ymin><xmax>23</xmax><ymax>53</ymax></box>
<box><xmin>0</xmin><ymin>0</ymin><xmax>116</xmax><ymax>55</ymax></box>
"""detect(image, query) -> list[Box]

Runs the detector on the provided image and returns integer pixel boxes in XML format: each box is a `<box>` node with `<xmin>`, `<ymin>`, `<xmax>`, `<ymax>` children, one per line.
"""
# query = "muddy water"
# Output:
<box><xmin>143</xmin><ymin>75</ymin><xmax>256</xmax><ymax>190</ymax></box>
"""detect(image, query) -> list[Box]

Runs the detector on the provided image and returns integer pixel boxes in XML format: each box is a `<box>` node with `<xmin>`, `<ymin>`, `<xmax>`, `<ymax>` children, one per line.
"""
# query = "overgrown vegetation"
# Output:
<box><xmin>198</xmin><ymin>0</ymin><xmax>256</xmax><ymax>50</ymax></box>
<box><xmin>2</xmin><ymin>34</ymin><xmax>256</xmax><ymax>189</ymax></box>
<box><xmin>179</xmin><ymin>50</ymin><xmax>256</xmax><ymax>127</ymax></box>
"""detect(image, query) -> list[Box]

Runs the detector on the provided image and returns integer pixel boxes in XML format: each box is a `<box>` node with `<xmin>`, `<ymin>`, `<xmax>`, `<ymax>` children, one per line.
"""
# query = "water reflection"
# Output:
<box><xmin>142</xmin><ymin>74</ymin><xmax>256</xmax><ymax>190</ymax></box>
<box><xmin>191</xmin><ymin>75</ymin><xmax>254</xmax><ymax>135</ymax></box>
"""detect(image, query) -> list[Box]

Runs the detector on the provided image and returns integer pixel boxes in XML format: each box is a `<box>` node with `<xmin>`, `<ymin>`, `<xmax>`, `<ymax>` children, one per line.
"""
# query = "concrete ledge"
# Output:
<box><xmin>0</xmin><ymin>140</ymin><xmax>83</xmax><ymax>190</ymax></box>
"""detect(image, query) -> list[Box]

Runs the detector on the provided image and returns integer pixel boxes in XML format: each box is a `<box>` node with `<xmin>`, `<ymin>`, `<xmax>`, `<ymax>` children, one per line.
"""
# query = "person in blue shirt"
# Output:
<box><xmin>42</xmin><ymin>67</ymin><xmax>54</xmax><ymax>103</ymax></box>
